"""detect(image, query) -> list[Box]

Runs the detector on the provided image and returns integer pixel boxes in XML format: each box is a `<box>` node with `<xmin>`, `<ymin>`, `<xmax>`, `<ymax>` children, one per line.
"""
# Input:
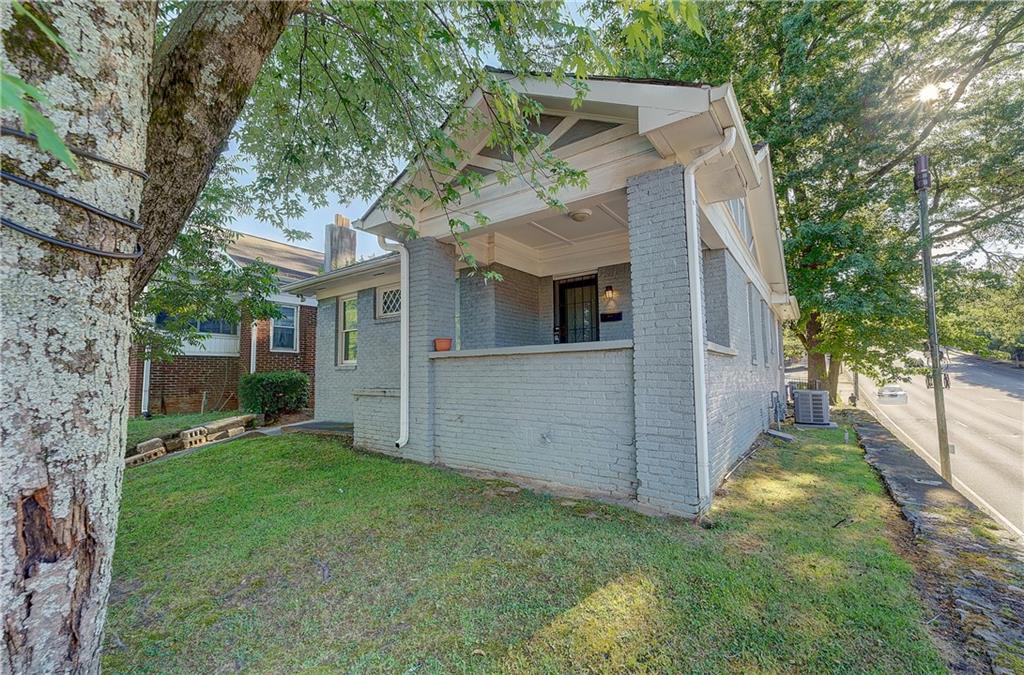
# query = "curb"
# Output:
<box><xmin>852</xmin><ymin>412</ymin><xmax>1024</xmax><ymax>673</ymax></box>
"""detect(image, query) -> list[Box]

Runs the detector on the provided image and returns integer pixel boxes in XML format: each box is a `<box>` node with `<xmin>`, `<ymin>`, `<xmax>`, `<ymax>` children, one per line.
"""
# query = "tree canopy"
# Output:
<box><xmin>598</xmin><ymin>0</ymin><xmax>1024</xmax><ymax>393</ymax></box>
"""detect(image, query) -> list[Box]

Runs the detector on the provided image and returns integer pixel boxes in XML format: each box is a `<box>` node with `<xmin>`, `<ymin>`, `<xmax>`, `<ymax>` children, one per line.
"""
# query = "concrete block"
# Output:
<box><xmin>226</xmin><ymin>426</ymin><xmax>245</xmax><ymax>438</ymax></box>
<box><xmin>181</xmin><ymin>427</ymin><xmax>207</xmax><ymax>448</ymax></box>
<box><xmin>164</xmin><ymin>437</ymin><xmax>184</xmax><ymax>452</ymax></box>
<box><xmin>125</xmin><ymin>446</ymin><xmax>166</xmax><ymax>468</ymax></box>
<box><xmin>135</xmin><ymin>438</ymin><xmax>164</xmax><ymax>455</ymax></box>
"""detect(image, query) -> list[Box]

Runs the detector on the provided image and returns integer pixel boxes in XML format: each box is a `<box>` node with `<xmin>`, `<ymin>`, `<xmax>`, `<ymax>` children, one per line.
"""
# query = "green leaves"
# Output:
<box><xmin>2</xmin><ymin>0</ymin><xmax>78</xmax><ymax>171</ymax></box>
<box><xmin>0</xmin><ymin>72</ymin><xmax>77</xmax><ymax>171</ymax></box>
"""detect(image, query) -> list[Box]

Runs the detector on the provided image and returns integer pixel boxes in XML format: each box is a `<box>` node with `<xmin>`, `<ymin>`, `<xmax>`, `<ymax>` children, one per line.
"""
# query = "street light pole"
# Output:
<box><xmin>915</xmin><ymin>155</ymin><xmax>952</xmax><ymax>482</ymax></box>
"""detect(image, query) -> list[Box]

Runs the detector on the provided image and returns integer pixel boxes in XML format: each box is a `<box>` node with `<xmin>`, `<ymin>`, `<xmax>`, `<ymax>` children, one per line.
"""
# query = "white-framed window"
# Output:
<box><xmin>376</xmin><ymin>284</ymin><xmax>401</xmax><ymax>319</ymax></box>
<box><xmin>270</xmin><ymin>304</ymin><xmax>299</xmax><ymax>352</ymax></box>
<box><xmin>728</xmin><ymin>198</ymin><xmax>755</xmax><ymax>252</ymax></box>
<box><xmin>155</xmin><ymin>312</ymin><xmax>238</xmax><ymax>335</ymax></box>
<box><xmin>747</xmin><ymin>283</ymin><xmax>758</xmax><ymax>365</ymax></box>
<box><xmin>339</xmin><ymin>296</ymin><xmax>358</xmax><ymax>364</ymax></box>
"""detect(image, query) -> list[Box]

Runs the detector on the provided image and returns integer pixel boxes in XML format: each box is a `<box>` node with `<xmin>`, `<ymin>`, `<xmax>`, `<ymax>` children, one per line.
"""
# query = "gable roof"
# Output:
<box><xmin>226</xmin><ymin>232</ymin><xmax>322</xmax><ymax>283</ymax></box>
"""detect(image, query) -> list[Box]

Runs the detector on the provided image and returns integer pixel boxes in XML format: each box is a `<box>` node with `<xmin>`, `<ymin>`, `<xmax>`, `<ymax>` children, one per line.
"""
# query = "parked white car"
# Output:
<box><xmin>877</xmin><ymin>385</ymin><xmax>908</xmax><ymax>404</ymax></box>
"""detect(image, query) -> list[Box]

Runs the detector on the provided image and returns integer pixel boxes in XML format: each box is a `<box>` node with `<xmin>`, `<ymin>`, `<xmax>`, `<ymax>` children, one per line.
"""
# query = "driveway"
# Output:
<box><xmin>857</xmin><ymin>351</ymin><xmax>1023</xmax><ymax>537</ymax></box>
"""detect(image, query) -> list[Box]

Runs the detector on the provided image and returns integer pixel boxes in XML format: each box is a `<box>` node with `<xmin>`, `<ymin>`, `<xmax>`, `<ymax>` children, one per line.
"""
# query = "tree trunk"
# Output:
<box><xmin>805</xmin><ymin>311</ymin><xmax>828</xmax><ymax>388</ymax></box>
<box><xmin>826</xmin><ymin>355</ymin><xmax>843</xmax><ymax>403</ymax></box>
<box><xmin>1</xmin><ymin>2</ymin><xmax>154</xmax><ymax>672</ymax></box>
<box><xmin>130</xmin><ymin>1</ymin><xmax>305</xmax><ymax>302</ymax></box>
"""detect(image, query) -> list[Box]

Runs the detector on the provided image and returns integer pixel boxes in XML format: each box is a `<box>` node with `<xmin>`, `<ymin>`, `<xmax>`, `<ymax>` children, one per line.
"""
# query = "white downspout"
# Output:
<box><xmin>684</xmin><ymin>126</ymin><xmax>737</xmax><ymax>510</ymax></box>
<box><xmin>140</xmin><ymin>355</ymin><xmax>152</xmax><ymax>416</ymax></box>
<box><xmin>249</xmin><ymin>320</ymin><xmax>258</xmax><ymax>373</ymax></box>
<box><xmin>377</xmin><ymin>234</ymin><xmax>409</xmax><ymax>448</ymax></box>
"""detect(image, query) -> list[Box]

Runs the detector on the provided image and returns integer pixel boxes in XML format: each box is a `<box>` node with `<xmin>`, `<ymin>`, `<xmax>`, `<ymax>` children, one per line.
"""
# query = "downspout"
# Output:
<box><xmin>684</xmin><ymin>126</ymin><xmax>737</xmax><ymax>511</ymax></box>
<box><xmin>377</xmin><ymin>234</ymin><xmax>409</xmax><ymax>448</ymax></box>
<box><xmin>249</xmin><ymin>320</ymin><xmax>258</xmax><ymax>373</ymax></box>
<box><xmin>140</xmin><ymin>354</ymin><xmax>151</xmax><ymax>416</ymax></box>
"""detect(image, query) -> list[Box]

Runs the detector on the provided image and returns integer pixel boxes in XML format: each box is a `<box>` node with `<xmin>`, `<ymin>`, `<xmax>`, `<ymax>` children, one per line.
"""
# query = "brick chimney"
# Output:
<box><xmin>325</xmin><ymin>214</ymin><xmax>356</xmax><ymax>272</ymax></box>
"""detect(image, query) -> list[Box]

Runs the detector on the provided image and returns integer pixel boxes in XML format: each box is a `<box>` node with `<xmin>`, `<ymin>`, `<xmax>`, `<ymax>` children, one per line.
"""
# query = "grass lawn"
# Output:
<box><xmin>125</xmin><ymin>410</ymin><xmax>239</xmax><ymax>450</ymax></box>
<box><xmin>104</xmin><ymin>427</ymin><xmax>945</xmax><ymax>673</ymax></box>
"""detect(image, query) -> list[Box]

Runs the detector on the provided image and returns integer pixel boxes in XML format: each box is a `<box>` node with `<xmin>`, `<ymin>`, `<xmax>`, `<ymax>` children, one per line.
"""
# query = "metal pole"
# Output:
<box><xmin>915</xmin><ymin>155</ymin><xmax>952</xmax><ymax>482</ymax></box>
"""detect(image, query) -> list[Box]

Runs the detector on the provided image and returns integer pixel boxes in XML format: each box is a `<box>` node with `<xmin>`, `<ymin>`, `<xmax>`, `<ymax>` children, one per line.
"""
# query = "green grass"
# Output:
<box><xmin>126</xmin><ymin>410</ymin><xmax>238</xmax><ymax>450</ymax></box>
<box><xmin>104</xmin><ymin>427</ymin><xmax>945</xmax><ymax>673</ymax></box>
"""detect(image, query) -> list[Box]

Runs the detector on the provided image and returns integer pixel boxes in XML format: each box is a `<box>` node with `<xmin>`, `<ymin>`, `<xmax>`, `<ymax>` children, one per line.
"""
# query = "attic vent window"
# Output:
<box><xmin>550</xmin><ymin>119</ymin><xmax>620</xmax><ymax>150</ymax></box>
<box><xmin>477</xmin><ymin>114</ymin><xmax>564</xmax><ymax>161</ymax></box>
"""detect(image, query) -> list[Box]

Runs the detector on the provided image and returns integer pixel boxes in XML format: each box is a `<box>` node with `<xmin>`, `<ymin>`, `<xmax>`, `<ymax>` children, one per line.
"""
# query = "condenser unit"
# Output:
<box><xmin>793</xmin><ymin>389</ymin><xmax>830</xmax><ymax>425</ymax></box>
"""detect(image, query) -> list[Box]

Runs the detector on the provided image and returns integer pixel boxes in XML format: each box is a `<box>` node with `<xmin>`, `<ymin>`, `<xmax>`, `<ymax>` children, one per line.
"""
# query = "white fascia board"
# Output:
<box><xmin>496</xmin><ymin>73</ymin><xmax>712</xmax><ymax>113</ymax></box>
<box><xmin>267</xmin><ymin>291</ymin><xmax>318</xmax><ymax>307</ymax></box>
<box><xmin>708</xmin><ymin>84</ymin><xmax>762</xmax><ymax>188</ymax></box>
<box><xmin>747</xmin><ymin>147</ymin><xmax>790</xmax><ymax>299</ymax></box>
<box><xmin>281</xmin><ymin>255</ymin><xmax>400</xmax><ymax>297</ymax></box>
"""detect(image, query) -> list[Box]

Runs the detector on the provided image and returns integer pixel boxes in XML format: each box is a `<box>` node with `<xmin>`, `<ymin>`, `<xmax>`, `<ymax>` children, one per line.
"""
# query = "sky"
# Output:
<box><xmin>228</xmin><ymin>2</ymin><xmax>592</xmax><ymax>259</ymax></box>
<box><xmin>231</xmin><ymin>193</ymin><xmax>385</xmax><ymax>259</ymax></box>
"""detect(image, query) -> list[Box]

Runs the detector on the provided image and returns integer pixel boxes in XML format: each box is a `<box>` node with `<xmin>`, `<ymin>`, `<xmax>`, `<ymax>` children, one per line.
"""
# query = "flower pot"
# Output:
<box><xmin>433</xmin><ymin>337</ymin><xmax>453</xmax><ymax>352</ymax></box>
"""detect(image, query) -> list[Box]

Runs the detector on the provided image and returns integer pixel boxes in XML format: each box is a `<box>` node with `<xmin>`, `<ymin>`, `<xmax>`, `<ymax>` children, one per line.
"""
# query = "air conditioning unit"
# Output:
<box><xmin>793</xmin><ymin>389</ymin><xmax>830</xmax><ymax>425</ymax></box>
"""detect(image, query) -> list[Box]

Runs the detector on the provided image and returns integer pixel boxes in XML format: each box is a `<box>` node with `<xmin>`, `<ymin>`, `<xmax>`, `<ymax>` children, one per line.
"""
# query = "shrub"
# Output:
<box><xmin>239</xmin><ymin>370</ymin><xmax>309</xmax><ymax>418</ymax></box>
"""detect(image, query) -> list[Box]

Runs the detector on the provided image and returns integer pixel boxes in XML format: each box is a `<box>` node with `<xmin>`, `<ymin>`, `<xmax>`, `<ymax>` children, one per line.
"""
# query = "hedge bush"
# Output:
<box><xmin>239</xmin><ymin>370</ymin><xmax>309</xmax><ymax>418</ymax></box>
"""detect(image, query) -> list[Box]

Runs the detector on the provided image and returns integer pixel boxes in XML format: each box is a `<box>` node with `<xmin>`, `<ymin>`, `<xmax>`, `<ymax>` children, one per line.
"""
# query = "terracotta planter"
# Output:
<box><xmin>433</xmin><ymin>337</ymin><xmax>453</xmax><ymax>352</ymax></box>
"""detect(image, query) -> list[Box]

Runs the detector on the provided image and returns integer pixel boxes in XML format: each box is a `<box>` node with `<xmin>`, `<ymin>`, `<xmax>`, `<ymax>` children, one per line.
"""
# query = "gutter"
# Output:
<box><xmin>684</xmin><ymin>126</ymin><xmax>737</xmax><ymax>511</ymax></box>
<box><xmin>376</xmin><ymin>235</ymin><xmax>409</xmax><ymax>448</ymax></box>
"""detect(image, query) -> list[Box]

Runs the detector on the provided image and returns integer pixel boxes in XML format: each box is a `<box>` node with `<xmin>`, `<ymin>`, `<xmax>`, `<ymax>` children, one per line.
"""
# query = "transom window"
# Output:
<box><xmin>339</xmin><ymin>296</ymin><xmax>358</xmax><ymax>364</ymax></box>
<box><xmin>376</xmin><ymin>285</ymin><xmax>401</xmax><ymax>318</ymax></box>
<box><xmin>270</xmin><ymin>304</ymin><xmax>298</xmax><ymax>352</ymax></box>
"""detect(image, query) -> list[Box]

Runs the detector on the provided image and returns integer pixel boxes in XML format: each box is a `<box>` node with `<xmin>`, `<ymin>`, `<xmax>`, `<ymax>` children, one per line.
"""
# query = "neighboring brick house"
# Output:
<box><xmin>284</xmin><ymin>73</ymin><xmax>800</xmax><ymax>518</ymax></box>
<box><xmin>129</xmin><ymin>232</ymin><xmax>327</xmax><ymax>416</ymax></box>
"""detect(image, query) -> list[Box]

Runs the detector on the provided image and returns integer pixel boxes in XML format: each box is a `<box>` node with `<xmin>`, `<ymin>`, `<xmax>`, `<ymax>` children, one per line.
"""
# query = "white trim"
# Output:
<box><xmin>706</xmin><ymin>342</ymin><xmax>738</xmax><ymax>357</ymax></box>
<box><xmin>430</xmin><ymin>339</ymin><xmax>632</xmax><ymax>359</ymax></box>
<box><xmin>269</xmin><ymin>303</ymin><xmax>300</xmax><ymax>353</ymax></box>
<box><xmin>339</xmin><ymin>295</ymin><xmax>358</xmax><ymax>365</ymax></box>
<box><xmin>376</xmin><ymin>235</ymin><xmax>409</xmax><ymax>449</ymax></box>
<box><xmin>375</xmin><ymin>283</ymin><xmax>401</xmax><ymax>319</ymax></box>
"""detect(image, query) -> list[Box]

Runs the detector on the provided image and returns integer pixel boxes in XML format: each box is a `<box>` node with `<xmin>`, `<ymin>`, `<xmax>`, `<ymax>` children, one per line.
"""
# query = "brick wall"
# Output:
<box><xmin>353</xmin><ymin>388</ymin><xmax>400</xmax><ymax>453</ymax></box>
<box><xmin>430</xmin><ymin>344</ymin><xmax>636</xmax><ymax>498</ymax></box>
<box><xmin>597</xmin><ymin>263</ymin><xmax>633</xmax><ymax>341</ymax></box>
<box><xmin>129</xmin><ymin>302</ymin><xmax>318</xmax><ymax>416</ymax></box>
<box><xmin>313</xmin><ymin>288</ymin><xmax>400</xmax><ymax>423</ymax></box>
<box><xmin>145</xmin><ymin>354</ymin><xmax>239</xmax><ymax>415</ymax></box>
<box><xmin>627</xmin><ymin>165</ymin><xmax>701</xmax><ymax>516</ymax></box>
<box><xmin>239</xmin><ymin>304</ymin><xmax>318</xmax><ymax>407</ymax></box>
<box><xmin>704</xmin><ymin>248</ymin><xmax>784</xmax><ymax>489</ymax></box>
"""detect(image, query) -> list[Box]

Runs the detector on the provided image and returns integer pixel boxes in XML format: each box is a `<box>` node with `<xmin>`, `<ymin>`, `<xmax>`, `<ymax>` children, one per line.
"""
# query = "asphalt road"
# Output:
<box><xmin>857</xmin><ymin>352</ymin><xmax>1023</xmax><ymax>536</ymax></box>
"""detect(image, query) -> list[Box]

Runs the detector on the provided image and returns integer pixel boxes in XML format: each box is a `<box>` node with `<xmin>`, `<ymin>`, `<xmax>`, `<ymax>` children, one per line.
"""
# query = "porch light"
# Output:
<box><xmin>568</xmin><ymin>208</ymin><xmax>591</xmax><ymax>222</ymax></box>
<box><xmin>604</xmin><ymin>285</ymin><xmax>614</xmax><ymax>299</ymax></box>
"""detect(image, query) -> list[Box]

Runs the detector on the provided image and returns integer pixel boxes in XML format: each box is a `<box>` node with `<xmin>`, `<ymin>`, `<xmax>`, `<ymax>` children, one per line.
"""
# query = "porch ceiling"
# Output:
<box><xmin>455</xmin><ymin>191</ymin><xmax>630</xmax><ymax>278</ymax></box>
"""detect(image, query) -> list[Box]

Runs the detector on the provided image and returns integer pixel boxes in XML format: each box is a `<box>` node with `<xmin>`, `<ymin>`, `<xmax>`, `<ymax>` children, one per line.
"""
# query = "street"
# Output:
<box><xmin>857</xmin><ymin>351</ymin><xmax>1024</xmax><ymax>537</ymax></box>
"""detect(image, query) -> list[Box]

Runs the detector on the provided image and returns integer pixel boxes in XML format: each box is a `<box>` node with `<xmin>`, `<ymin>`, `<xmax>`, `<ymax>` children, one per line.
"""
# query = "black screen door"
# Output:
<box><xmin>556</xmin><ymin>275</ymin><xmax>599</xmax><ymax>343</ymax></box>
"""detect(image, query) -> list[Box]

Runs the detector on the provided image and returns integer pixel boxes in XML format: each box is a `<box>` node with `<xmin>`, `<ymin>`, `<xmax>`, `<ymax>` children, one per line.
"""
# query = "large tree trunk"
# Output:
<box><xmin>826</xmin><ymin>355</ymin><xmax>843</xmax><ymax>403</ymax></box>
<box><xmin>804</xmin><ymin>311</ymin><xmax>828</xmax><ymax>389</ymax></box>
<box><xmin>130</xmin><ymin>1</ymin><xmax>304</xmax><ymax>302</ymax></box>
<box><xmin>1</xmin><ymin>2</ymin><xmax>154</xmax><ymax>671</ymax></box>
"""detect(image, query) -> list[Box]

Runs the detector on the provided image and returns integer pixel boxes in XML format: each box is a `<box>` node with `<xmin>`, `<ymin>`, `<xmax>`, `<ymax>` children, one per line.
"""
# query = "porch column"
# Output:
<box><xmin>405</xmin><ymin>236</ymin><xmax>457</xmax><ymax>462</ymax></box>
<box><xmin>626</xmin><ymin>165</ymin><xmax>702</xmax><ymax>516</ymax></box>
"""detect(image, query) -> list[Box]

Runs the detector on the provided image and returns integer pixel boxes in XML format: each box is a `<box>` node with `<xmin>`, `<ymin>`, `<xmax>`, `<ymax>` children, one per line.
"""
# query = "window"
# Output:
<box><xmin>339</xmin><ymin>296</ymin><xmax>358</xmax><ymax>364</ymax></box>
<box><xmin>376</xmin><ymin>285</ymin><xmax>401</xmax><ymax>318</ymax></box>
<box><xmin>747</xmin><ymin>283</ymin><xmax>758</xmax><ymax>365</ymax></box>
<box><xmin>761</xmin><ymin>301</ymin><xmax>770</xmax><ymax>369</ymax></box>
<box><xmin>702</xmin><ymin>249</ymin><xmax>730</xmax><ymax>347</ymax></box>
<box><xmin>155</xmin><ymin>312</ymin><xmax>237</xmax><ymax>335</ymax></box>
<box><xmin>728</xmin><ymin>198</ymin><xmax>755</xmax><ymax>252</ymax></box>
<box><xmin>270</xmin><ymin>304</ymin><xmax>298</xmax><ymax>352</ymax></box>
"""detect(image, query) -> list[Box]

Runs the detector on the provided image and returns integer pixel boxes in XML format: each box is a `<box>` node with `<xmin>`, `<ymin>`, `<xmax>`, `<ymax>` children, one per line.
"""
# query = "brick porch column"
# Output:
<box><xmin>405</xmin><ymin>236</ymin><xmax>457</xmax><ymax>462</ymax></box>
<box><xmin>626</xmin><ymin>164</ymin><xmax>702</xmax><ymax>516</ymax></box>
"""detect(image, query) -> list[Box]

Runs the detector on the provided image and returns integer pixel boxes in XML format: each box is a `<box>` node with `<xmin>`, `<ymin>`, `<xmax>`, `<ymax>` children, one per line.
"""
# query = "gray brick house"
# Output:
<box><xmin>284</xmin><ymin>74</ymin><xmax>799</xmax><ymax>517</ymax></box>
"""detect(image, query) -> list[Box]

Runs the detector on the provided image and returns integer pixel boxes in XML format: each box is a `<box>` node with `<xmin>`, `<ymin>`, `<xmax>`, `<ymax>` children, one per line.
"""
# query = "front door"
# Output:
<box><xmin>556</xmin><ymin>275</ymin><xmax>599</xmax><ymax>343</ymax></box>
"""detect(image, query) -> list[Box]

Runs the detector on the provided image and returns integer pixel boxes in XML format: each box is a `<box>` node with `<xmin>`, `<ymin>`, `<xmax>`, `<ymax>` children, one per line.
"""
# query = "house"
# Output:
<box><xmin>129</xmin><ymin>231</ymin><xmax>334</xmax><ymax>416</ymax></box>
<box><xmin>283</xmin><ymin>73</ymin><xmax>799</xmax><ymax>517</ymax></box>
